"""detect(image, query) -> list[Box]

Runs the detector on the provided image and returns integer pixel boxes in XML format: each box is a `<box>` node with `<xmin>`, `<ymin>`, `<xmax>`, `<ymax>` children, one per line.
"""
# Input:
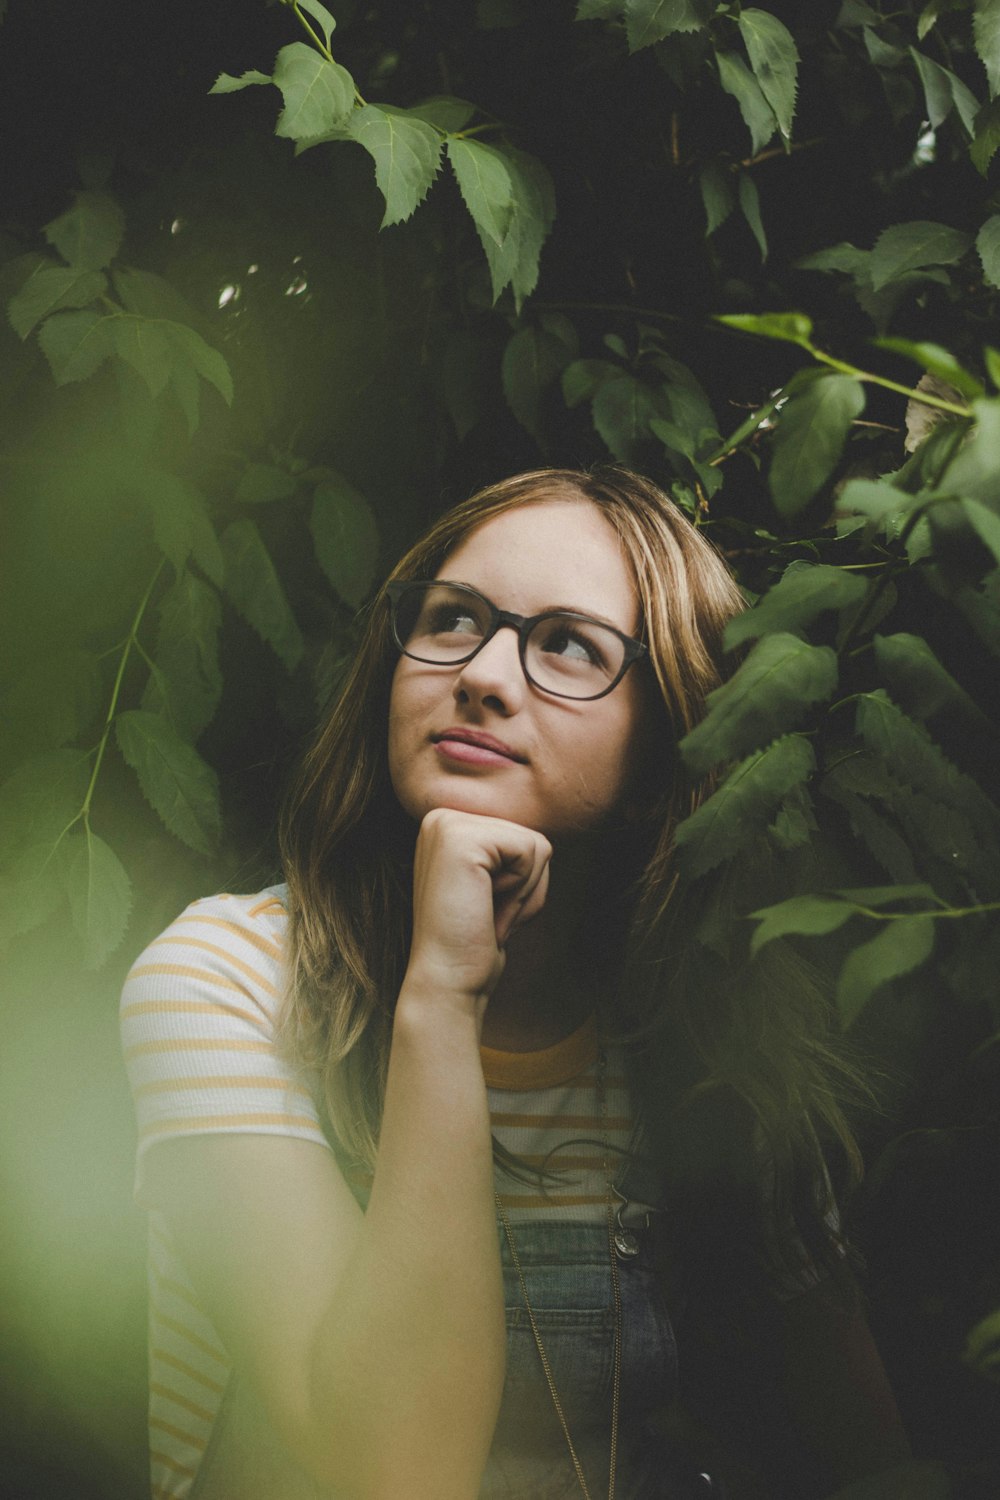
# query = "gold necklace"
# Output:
<box><xmin>493</xmin><ymin>1046</ymin><xmax>622</xmax><ymax>1500</ymax></box>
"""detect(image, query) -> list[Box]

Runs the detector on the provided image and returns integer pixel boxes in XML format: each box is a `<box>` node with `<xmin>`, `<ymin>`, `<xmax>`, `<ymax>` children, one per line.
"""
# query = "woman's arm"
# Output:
<box><xmin>142</xmin><ymin>808</ymin><xmax>551</xmax><ymax>1500</ymax></box>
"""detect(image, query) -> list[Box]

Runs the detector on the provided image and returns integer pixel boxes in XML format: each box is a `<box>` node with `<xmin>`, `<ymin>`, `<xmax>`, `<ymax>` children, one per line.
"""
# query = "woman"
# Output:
<box><xmin>121</xmin><ymin>467</ymin><xmax>912</xmax><ymax>1500</ymax></box>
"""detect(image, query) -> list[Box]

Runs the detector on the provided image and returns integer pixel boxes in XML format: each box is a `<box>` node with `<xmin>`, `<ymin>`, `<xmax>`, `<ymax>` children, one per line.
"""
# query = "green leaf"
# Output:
<box><xmin>962</xmin><ymin>497</ymin><xmax>1000</xmax><ymax>566</ymax></box>
<box><xmin>310</xmin><ymin>476</ymin><xmax>380</xmax><ymax>607</ymax></box>
<box><xmin>408</xmin><ymin>95</ymin><xmax>476</xmax><ymax>132</ymax></box>
<box><xmin>680</xmin><ymin>634</ymin><xmax>838</xmax><ymax>774</ymax></box>
<box><xmin>838</xmin><ymin>477</ymin><xmax>921</xmax><ymax>525</ymax></box>
<box><xmin>0</xmin><ymin>750</ymin><xmax>89</xmax><ymax>857</ymax></box>
<box><xmin>837</xmin><ymin>914</ymin><xmax>935</xmax><ymax>1027</ymax></box>
<box><xmin>875</xmin><ymin>336</ymin><xmax>984</xmax><ymax>399</ymax></box>
<box><xmin>796</xmin><ymin>242</ymin><xmax>870</xmax><ymax>276</ymax></box>
<box><xmin>8</xmin><ymin>266</ymin><xmax>107</xmax><ymax>339</ymax></box>
<box><xmin>2</xmin><ymin>653</ymin><xmax>102</xmax><ymax>756</ymax></box>
<box><xmin>971</xmin><ymin>98</ymin><xmax>1000</xmax><ymax>173</ymax></box>
<box><xmin>471</xmin><ymin>146</ymin><xmax>556</xmax><ymax>308</ymax></box>
<box><xmin>974</xmin><ymin>0</ymin><xmax>1000</xmax><ymax>98</ymax></box>
<box><xmin>737</xmin><ymin>9</ymin><xmax>799</xmax><ymax>139</ymax></box>
<box><xmin>43</xmin><ymin>190</ymin><xmax>125</xmax><ymax>271</ymax></box>
<box><xmin>749</xmin><ymin>894</ymin><xmax>855</xmax><ymax>957</ymax></box>
<box><xmin>273</xmin><ymin>43</ymin><xmax>355</xmax><ymax>141</ymax></box>
<box><xmin>447</xmin><ymin>137</ymin><xmax>514</xmax><ymax>247</ymax></box>
<box><xmin>112</xmin><ymin>265</ymin><xmax>199</xmax><ymax>324</ymax></box>
<box><xmin>220</xmin><ymin>519</ymin><xmax>304</xmax><ymax>670</ymax></box>
<box><xmin>715</xmin><ymin>311</ymin><xmax>813</xmax><ymax>346</ymax></box>
<box><xmin>236</xmin><ymin>463</ymin><xmax>297</xmax><ymax>505</ymax></box>
<box><xmin>0</xmin><ymin>841</ymin><xmax>72</xmax><ymax>948</ymax></box>
<box><xmin>869</xmin><ymin>221</ymin><xmax>973</xmax><ymax>291</ymax></box>
<box><xmin>699</xmin><ymin>161</ymin><xmax>736</xmax><ymax>236</ymax></box>
<box><xmin>724</xmin><ymin>562</ymin><xmax>867</xmax><ymax>648</ymax></box>
<box><xmin>561</xmin><ymin>358</ymin><xmax>621</xmax><ymax>407</ymax></box>
<box><xmin>143</xmin><ymin>470</ymin><xmax>225</xmax><ymax>587</ymax></box>
<box><xmin>910</xmin><ymin>48</ymin><xmax>957</xmax><ymax>129</ymax></box>
<box><xmin>674</xmin><ymin>734</ymin><xmax>816</xmax><ymax>880</ymax></box>
<box><xmin>62</xmin><ymin>827</ymin><xmax>133</xmax><ymax>969</ymax></box>
<box><xmin>502</xmin><ymin>325</ymin><xmax>573</xmax><ymax>441</ymax></box>
<box><xmin>163</xmin><ymin>322</ymin><xmax>234</xmax><ymax>407</ymax></box>
<box><xmin>769</xmin><ymin>374</ymin><xmax>865</xmax><ymax>516</ymax></box>
<box><xmin>115</xmin><ymin>710</ymin><xmax>221</xmax><ymax>855</ymax></box>
<box><xmin>965</xmin><ymin>1308</ymin><xmax>1000</xmax><ymax>1369</ymax></box>
<box><xmin>737</xmin><ymin>171</ymin><xmax>767</xmax><ymax>260</ymax></box>
<box><xmin>874</xmin><ymin>632</ymin><xmax>987</xmax><ymax>723</ymax></box>
<box><xmin>985</xmin><ymin>346</ymin><xmax>1000</xmax><ymax>389</ymax></box>
<box><xmin>142</xmin><ymin>571</ymin><xmax>223</xmax><ymax>741</ymax></box>
<box><xmin>591</xmin><ymin>374</ymin><xmax>660</xmax><ymax>462</ymax></box>
<box><xmin>110</xmin><ymin>315</ymin><xmax>176</xmax><ymax>398</ymax></box>
<box><xmin>625</xmin><ymin>0</ymin><xmax>711</xmax><ymax>52</ymax></box>
<box><xmin>297</xmin><ymin>0</ymin><xmax>337</xmax><ymax>49</ymax></box>
<box><xmin>716</xmin><ymin>49</ymin><xmax>778</xmax><ymax>155</ymax></box>
<box><xmin>977</xmin><ymin>214</ymin><xmax>1000</xmax><ymax>287</ymax></box>
<box><xmin>936</xmin><ymin>397</ymin><xmax>1000</xmax><ymax>501</ymax></box>
<box><xmin>822</xmin><ymin>763</ymin><xmax>920</xmax><ymax>883</ymax></box>
<box><xmin>37</xmin><ymin>309</ymin><xmax>115</xmax><ymax>384</ymax></box>
<box><xmin>348</xmin><ymin>105</ymin><xmax>442</xmax><ymax>227</ymax></box>
<box><xmin>209</xmin><ymin>69</ymin><xmax>272</xmax><ymax>94</ymax></box>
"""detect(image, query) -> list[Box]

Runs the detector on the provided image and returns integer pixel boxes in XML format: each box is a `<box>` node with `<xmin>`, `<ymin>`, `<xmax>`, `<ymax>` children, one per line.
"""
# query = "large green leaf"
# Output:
<box><xmin>935</xmin><ymin>397</ymin><xmax>1000</xmax><ymax>501</ymax></box>
<box><xmin>43</xmin><ymin>190</ymin><xmax>125</xmax><ymax>271</ymax></box>
<box><xmin>447</xmin><ymin>137</ymin><xmax>514</xmax><ymax>247</ymax></box>
<box><xmin>298</xmin><ymin>0</ymin><xmax>337</xmax><ymax>49</ymax></box>
<box><xmin>8</xmin><ymin>266</ymin><xmax>107</xmax><ymax>339</ymax></box>
<box><xmin>591</xmin><ymin>373</ymin><xmax>660</xmax><ymax>462</ymax></box>
<box><xmin>0</xmin><ymin>840</ymin><xmax>73</xmax><ymax>948</ymax></box>
<box><xmin>974</xmin><ymin>0</ymin><xmax>1000</xmax><ymax>97</ymax></box>
<box><xmin>348</xmin><ymin>105</ymin><xmax>443</xmax><ymax>227</ymax></box>
<box><xmin>562</xmin><ymin>358</ymin><xmax>622</xmax><ymax>408</ymax></box>
<box><xmin>724</xmin><ymin>563</ymin><xmax>867</xmax><ymax>648</ymax></box>
<box><xmin>273</xmin><ymin>43</ymin><xmax>355</xmax><ymax>140</ymax></box>
<box><xmin>163</xmin><ymin>323</ymin><xmax>233</xmax><ymax>407</ymax></box>
<box><xmin>737</xmin><ymin>9</ymin><xmax>799</xmax><ymax>139</ymax></box>
<box><xmin>869</xmin><ymin>221</ymin><xmax>973</xmax><ymax>290</ymax></box>
<box><xmin>749</xmin><ymin>893</ymin><xmax>855</xmax><ymax>957</ymax></box>
<box><xmin>822</xmin><ymin>762</ymin><xmax>920</xmax><ymax>883</ymax></box>
<box><xmin>625</xmin><ymin>0</ymin><xmax>711</xmax><ymax>52</ymax></box>
<box><xmin>972</xmin><ymin>97</ymin><xmax>1000</xmax><ymax>173</ymax></box>
<box><xmin>453</xmin><ymin>143</ymin><xmax>555</xmax><ymax>307</ymax></box>
<box><xmin>61</xmin><ymin>827</ymin><xmax>133</xmax><ymax>969</ymax></box>
<box><xmin>141</xmin><ymin>570</ymin><xmax>223</xmax><ymax>741</ymax></box>
<box><xmin>37</xmin><ymin>309</ymin><xmax>115</xmax><ymax>384</ymax></box>
<box><xmin>910</xmin><ymin>48</ymin><xmax>959</xmax><ymax>130</ymax></box>
<box><xmin>115</xmin><ymin>709</ymin><xmax>222</xmax><ymax>854</ymax></box>
<box><xmin>674</xmin><ymin>734</ymin><xmax>816</xmax><ymax>879</ymax></box>
<box><xmin>737</xmin><ymin>171</ymin><xmax>767</xmax><ymax>260</ymax></box>
<box><xmin>769</xmin><ymin>374</ymin><xmax>865</xmax><ymax>516</ymax></box>
<box><xmin>502</xmin><ymin>325</ymin><xmax>573</xmax><ymax>441</ymax></box>
<box><xmin>110</xmin><ymin>315</ymin><xmax>176</xmax><ymax>398</ymax></box>
<box><xmin>836</xmin><ymin>914</ymin><xmax>935</xmax><ymax>1027</ymax></box>
<box><xmin>962</xmin><ymin>497</ymin><xmax>1000</xmax><ymax>567</ymax></box>
<box><xmin>143</xmin><ymin>470</ymin><xmax>225</xmax><ymax>587</ymax></box>
<box><xmin>874</xmin><ymin>632</ymin><xmax>989</xmax><ymax>724</ymax></box>
<box><xmin>310</xmin><ymin>476</ymin><xmax>380</xmax><ymax>607</ymax></box>
<box><xmin>699</xmin><ymin>161</ymin><xmax>736</xmax><ymax>236</ymax></box>
<box><xmin>874</xmin><ymin>336</ymin><xmax>983</xmax><ymax>400</ymax></box>
<box><xmin>113</xmin><ymin>265</ymin><xmax>200</xmax><ymax>324</ymax></box>
<box><xmin>219</xmin><ymin>519</ymin><xmax>304</xmax><ymax>670</ymax></box>
<box><xmin>716</xmin><ymin>50</ymin><xmax>778</xmax><ymax>155</ymax></box>
<box><xmin>715</xmin><ymin>311</ymin><xmax>813</xmax><ymax>346</ymax></box>
<box><xmin>977</xmin><ymin>214</ymin><xmax>1000</xmax><ymax>287</ymax></box>
<box><xmin>681</xmin><ymin>634</ymin><xmax>838</xmax><ymax>774</ymax></box>
<box><xmin>407</xmin><ymin>95</ymin><xmax>476</xmax><ymax>132</ymax></box>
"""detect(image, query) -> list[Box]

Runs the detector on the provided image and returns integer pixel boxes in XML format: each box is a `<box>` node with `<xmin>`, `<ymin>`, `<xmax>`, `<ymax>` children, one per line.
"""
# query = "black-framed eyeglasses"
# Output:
<box><xmin>385</xmin><ymin>579</ymin><xmax>647</xmax><ymax>701</ymax></box>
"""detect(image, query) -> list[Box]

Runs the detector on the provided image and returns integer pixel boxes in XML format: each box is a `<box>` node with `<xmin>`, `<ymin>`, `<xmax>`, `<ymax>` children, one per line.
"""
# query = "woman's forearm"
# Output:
<box><xmin>305</xmin><ymin>988</ymin><xmax>505</xmax><ymax>1498</ymax></box>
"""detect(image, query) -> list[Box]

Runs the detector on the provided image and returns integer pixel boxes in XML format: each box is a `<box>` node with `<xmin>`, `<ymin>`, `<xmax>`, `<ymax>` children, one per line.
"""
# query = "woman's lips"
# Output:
<box><xmin>432</xmin><ymin>729</ymin><xmax>525</xmax><ymax>766</ymax></box>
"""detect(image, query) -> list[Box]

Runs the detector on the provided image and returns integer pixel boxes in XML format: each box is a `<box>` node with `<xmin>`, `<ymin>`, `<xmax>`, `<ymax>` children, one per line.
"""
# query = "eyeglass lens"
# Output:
<box><xmin>393</xmin><ymin>582</ymin><xmax>626</xmax><ymax>699</ymax></box>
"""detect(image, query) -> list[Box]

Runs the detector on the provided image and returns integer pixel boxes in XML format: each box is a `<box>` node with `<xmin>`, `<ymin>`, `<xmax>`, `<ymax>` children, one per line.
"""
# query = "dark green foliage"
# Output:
<box><xmin>2</xmin><ymin>2</ymin><xmax>1000</xmax><ymax>1488</ymax></box>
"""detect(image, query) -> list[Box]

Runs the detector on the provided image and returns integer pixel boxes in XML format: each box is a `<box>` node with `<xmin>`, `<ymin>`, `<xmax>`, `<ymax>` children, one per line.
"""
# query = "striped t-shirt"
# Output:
<box><xmin>120</xmin><ymin>887</ymin><xmax>638</xmax><ymax>1500</ymax></box>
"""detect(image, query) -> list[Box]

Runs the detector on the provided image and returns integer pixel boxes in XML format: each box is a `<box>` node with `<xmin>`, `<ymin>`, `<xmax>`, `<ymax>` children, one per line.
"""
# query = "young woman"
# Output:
<box><xmin>121</xmin><ymin>467</ymin><xmax>913</xmax><ymax>1500</ymax></box>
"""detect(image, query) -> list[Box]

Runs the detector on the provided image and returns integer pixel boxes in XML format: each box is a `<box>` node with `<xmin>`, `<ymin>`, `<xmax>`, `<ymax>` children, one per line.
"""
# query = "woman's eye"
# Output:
<box><xmin>427</xmin><ymin>607</ymin><xmax>480</xmax><ymax>635</ymax></box>
<box><xmin>539</xmin><ymin>624</ymin><xmax>603</xmax><ymax>666</ymax></box>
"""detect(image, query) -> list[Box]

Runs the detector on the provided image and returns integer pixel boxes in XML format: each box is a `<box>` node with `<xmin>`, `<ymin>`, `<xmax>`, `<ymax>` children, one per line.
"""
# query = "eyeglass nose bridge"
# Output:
<box><xmin>454</xmin><ymin>604</ymin><xmax>535</xmax><ymax>682</ymax></box>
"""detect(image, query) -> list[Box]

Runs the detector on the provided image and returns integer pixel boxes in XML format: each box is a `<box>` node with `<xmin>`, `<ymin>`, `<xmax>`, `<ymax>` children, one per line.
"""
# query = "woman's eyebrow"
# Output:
<box><xmin>435</xmin><ymin>576</ymin><xmax>628</xmax><ymax>631</ymax></box>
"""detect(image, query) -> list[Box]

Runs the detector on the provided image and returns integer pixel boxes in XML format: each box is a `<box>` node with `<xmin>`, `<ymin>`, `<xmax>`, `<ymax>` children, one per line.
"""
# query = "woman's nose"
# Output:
<box><xmin>453</xmin><ymin>625</ymin><xmax>526</xmax><ymax>713</ymax></box>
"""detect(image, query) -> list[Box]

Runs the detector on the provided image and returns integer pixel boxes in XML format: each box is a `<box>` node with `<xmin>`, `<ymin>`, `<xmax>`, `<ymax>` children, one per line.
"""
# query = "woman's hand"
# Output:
<box><xmin>405</xmin><ymin>806</ymin><xmax>552</xmax><ymax>1010</ymax></box>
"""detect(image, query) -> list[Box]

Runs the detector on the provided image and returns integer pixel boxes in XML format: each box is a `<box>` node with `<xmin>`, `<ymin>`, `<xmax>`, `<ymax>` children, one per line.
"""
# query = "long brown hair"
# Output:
<box><xmin>279</xmin><ymin>466</ymin><xmax>865</xmax><ymax>1284</ymax></box>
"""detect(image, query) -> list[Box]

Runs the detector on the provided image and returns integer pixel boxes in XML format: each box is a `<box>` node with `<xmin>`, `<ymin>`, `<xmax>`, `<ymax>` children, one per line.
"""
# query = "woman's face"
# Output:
<box><xmin>387</xmin><ymin>498</ymin><xmax>653</xmax><ymax>841</ymax></box>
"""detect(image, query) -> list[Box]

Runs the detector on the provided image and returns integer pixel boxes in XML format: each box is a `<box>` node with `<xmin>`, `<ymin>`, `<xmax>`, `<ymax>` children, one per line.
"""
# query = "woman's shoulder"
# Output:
<box><xmin>120</xmin><ymin>883</ymin><xmax>291</xmax><ymax>1031</ymax></box>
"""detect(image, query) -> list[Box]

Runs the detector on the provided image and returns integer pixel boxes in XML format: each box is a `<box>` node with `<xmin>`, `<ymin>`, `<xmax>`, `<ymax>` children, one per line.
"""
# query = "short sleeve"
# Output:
<box><xmin>119</xmin><ymin>886</ymin><xmax>330</xmax><ymax>1204</ymax></box>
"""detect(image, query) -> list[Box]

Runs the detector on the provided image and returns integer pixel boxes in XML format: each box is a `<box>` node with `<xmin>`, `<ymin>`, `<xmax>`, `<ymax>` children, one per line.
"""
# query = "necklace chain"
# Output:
<box><xmin>494</xmin><ymin>1045</ymin><xmax>622</xmax><ymax>1500</ymax></box>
